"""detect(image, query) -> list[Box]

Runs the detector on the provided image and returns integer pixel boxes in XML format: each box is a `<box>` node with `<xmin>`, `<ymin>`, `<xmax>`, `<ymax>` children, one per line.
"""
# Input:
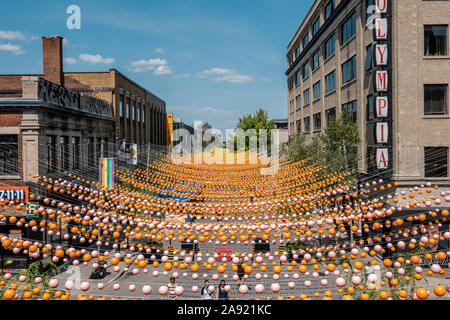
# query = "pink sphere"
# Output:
<box><xmin>238</xmin><ymin>285</ymin><xmax>249</xmax><ymax>294</ymax></box>
<box><xmin>175</xmin><ymin>286</ymin><xmax>184</xmax><ymax>296</ymax></box>
<box><xmin>159</xmin><ymin>286</ymin><xmax>168</xmax><ymax>295</ymax></box>
<box><xmin>142</xmin><ymin>285</ymin><xmax>152</xmax><ymax>295</ymax></box>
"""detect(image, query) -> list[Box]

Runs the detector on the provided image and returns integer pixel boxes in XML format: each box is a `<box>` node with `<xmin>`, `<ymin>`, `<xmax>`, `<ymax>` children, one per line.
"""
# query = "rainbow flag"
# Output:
<box><xmin>100</xmin><ymin>158</ymin><xmax>115</xmax><ymax>188</ymax></box>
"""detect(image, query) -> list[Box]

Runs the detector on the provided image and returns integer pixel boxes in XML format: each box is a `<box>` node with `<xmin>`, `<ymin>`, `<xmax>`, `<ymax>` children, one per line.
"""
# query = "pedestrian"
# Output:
<box><xmin>168</xmin><ymin>277</ymin><xmax>177</xmax><ymax>300</ymax></box>
<box><xmin>237</xmin><ymin>257</ymin><xmax>245</xmax><ymax>287</ymax></box>
<box><xmin>216</xmin><ymin>280</ymin><xmax>232</xmax><ymax>300</ymax></box>
<box><xmin>200</xmin><ymin>280</ymin><xmax>213</xmax><ymax>300</ymax></box>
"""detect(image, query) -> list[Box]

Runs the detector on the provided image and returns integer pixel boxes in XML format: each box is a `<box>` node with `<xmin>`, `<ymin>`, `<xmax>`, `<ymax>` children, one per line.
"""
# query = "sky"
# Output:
<box><xmin>0</xmin><ymin>0</ymin><xmax>314</xmax><ymax>134</ymax></box>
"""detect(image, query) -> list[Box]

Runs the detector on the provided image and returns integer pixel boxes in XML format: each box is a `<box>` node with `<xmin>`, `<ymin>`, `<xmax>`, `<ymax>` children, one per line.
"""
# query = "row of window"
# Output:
<box><xmin>119</xmin><ymin>94</ymin><xmax>146</xmax><ymax>123</ymax></box>
<box><xmin>367</xmin><ymin>146</ymin><xmax>449</xmax><ymax>178</ymax></box>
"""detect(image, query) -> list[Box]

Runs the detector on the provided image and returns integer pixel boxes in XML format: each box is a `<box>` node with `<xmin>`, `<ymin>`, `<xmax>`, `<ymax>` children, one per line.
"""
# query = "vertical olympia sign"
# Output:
<box><xmin>372</xmin><ymin>0</ymin><xmax>392</xmax><ymax>172</ymax></box>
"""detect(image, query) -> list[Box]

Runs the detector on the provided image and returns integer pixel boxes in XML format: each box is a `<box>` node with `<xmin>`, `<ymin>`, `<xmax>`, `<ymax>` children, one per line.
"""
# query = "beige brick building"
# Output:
<box><xmin>286</xmin><ymin>0</ymin><xmax>450</xmax><ymax>185</ymax></box>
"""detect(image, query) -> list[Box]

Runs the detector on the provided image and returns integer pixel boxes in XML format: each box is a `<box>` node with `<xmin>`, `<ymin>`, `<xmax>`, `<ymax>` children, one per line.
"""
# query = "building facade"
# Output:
<box><xmin>0</xmin><ymin>36</ymin><xmax>167</xmax><ymax>149</ymax></box>
<box><xmin>0</xmin><ymin>76</ymin><xmax>115</xmax><ymax>184</ymax></box>
<box><xmin>272</xmin><ymin>119</ymin><xmax>289</xmax><ymax>146</ymax></box>
<box><xmin>286</xmin><ymin>0</ymin><xmax>450</xmax><ymax>185</ymax></box>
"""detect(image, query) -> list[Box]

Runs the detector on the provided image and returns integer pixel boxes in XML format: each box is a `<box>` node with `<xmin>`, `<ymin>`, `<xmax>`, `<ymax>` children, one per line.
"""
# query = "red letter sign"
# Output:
<box><xmin>376</xmin><ymin>97</ymin><xmax>388</xmax><ymax>118</ymax></box>
<box><xmin>377</xmin><ymin>148</ymin><xmax>389</xmax><ymax>169</ymax></box>
<box><xmin>375</xmin><ymin>18</ymin><xmax>388</xmax><ymax>40</ymax></box>
<box><xmin>376</xmin><ymin>0</ymin><xmax>387</xmax><ymax>14</ymax></box>
<box><xmin>376</xmin><ymin>71</ymin><xmax>388</xmax><ymax>92</ymax></box>
<box><xmin>376</xmin><ymin>122</ymin><xmax>388</xmax><ymax>144</ymax></box>
<box><xmin>375</xmin><ymin>44</ymin><xmax>388</xmax><ymax>66</ymax></box>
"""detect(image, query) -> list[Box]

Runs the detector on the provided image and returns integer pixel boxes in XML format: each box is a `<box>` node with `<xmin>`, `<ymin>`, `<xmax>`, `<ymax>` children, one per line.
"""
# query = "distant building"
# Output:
<box><xmin>173</xmin><ymin>118</ymin><xmax>194</xmax><ymax>151</ymax></box>
<box><xmin>273</xmin><ymin>119</ymin><xmax>289</xmax><ymax>146</ymax></box>
<box><xmin>0</xmin><ymin>36</ymin><xmax>167</xmax><ymax>148</ymax></box>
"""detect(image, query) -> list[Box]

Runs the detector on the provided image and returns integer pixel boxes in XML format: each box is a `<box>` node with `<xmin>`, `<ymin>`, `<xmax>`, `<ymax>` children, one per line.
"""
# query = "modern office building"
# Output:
<box><xmin>286</xmin><ymin>0</ymin><xmax>450</xmax><ymax>184</ymax></box>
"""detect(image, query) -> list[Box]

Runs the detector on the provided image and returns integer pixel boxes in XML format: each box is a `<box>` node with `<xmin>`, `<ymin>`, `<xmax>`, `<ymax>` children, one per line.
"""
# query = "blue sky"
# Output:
<box><xmin>0</xmin><ymin>0</ymin><xmax>314</xmax><ymax>134</ymax></box>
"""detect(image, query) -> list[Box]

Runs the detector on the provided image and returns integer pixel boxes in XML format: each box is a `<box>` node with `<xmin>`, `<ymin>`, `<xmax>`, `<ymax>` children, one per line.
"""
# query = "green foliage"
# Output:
<box><xmin>230</xmin><ymin>108</ymin><xmax>276</xmax><ymax>152</ymax></box>
<box><xmin>283</xmin><ymin>110</ymin><xmax>361</xmax><ymax>175</ymax></box>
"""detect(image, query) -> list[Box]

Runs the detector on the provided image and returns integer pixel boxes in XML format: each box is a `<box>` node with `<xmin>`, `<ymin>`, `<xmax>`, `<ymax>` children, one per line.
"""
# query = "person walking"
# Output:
<box><xmin>168</xmin><ymin>277</ymin><xmax>177</xmax><ymax>300</ymax></box>
<box><xmin>237</xmin><ymin>257</ymin><xmax>245</xmax><ymax>287</ymax></box>
<box><xmin>216</xmin><ymin>280</ymin><xmax>232</xmax><ymax>300</ymax></box>
<box><xmin>201</xmin><ymin>280</ymin><xmax>213</xmax><ymax>300</ymax></box>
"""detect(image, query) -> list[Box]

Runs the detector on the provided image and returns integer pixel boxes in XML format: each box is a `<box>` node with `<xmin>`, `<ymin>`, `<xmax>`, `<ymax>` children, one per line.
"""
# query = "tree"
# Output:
<box><xmin>283</xmin><ymin>110</ymin><xmax>360</xmax><ymax>174</ymax></box>
<box><xmin>230</xmin><ymin>108</ymin><xmax>276</xmax><ymax>152</ymax></box>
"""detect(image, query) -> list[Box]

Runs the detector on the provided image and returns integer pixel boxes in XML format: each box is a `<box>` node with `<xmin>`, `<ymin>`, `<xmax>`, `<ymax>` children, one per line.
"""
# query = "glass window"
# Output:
<box><xmin>313</xmin><ymin>81</ymin><xmax>321</xmax><ymax>100</ymax></box>
<box><xmin>60</xmin><ymin>136</ymin><xmax>69</xmax><ymax>171</ymax></box>
<box><xmin>46</xmin><ymin>136</ymin><xmax>57</xmax><ymax>173</ymax></box>
<box><xmin>365</xmin><ymin>44</ymin><xmax>373</xmax><ymax>71</ymax></box>
<box><xmin>295</xmin><ymin>70</ymin><xmax>301</xmax><ymax>86</ymax></box>
<box><xmin>132</xmin><ymin>102</ymin><xmax>135</xmax><ymax>121</ymax></box>
<box><xmin>304</xmin><ymin>89</ymin><xmax>310</xmax><ymax>105</ymax></box>
<box><xmin>425</xmin><ymin>147</ymin><xmax>448</xmax><ymax>177</ymax></box>
<box><xmin>366</xmin><ymin>0</ymin><xmax>375</xmax><ymax>23</ymax></box>
<box><xmin>342</xmin><ymin>100</ymin><xmax>358</xmax><ymax>123</ymax></box>
<box><xmin>425</xmin><ymin>85</ymin><xmax>447</xmax><ymax>115</ymax></box>
<box><xmin>325</xmin><ymin>0</ymin><xmax>335</xmax><ymax>21</ymax></box>
<box><xmin>313</xmin><ymin>17</ymin><xmax>321</xmax><ymax>37</ymax></box>
<box><xmin>325</xmin><ymin>34</ymin><xmax>336</xmax><ymax>59</ymax></box>
<box><xmin>304</xmin><ymin>117</ymin><xmax>311</xmax><ymax>133</ymax></box>
<box><xmin>296</xmin><ymin>95</ymin><xmax>302</xmax><ymax>110</ymax></box>
<box><xmin>326</xmin><ymin>107</ymin><xmax>336</xmax><ymax>126</ymax></box>
<box><xmin>296</xmin><ymin>120</ymin><xmax>302</xmax><ymax>133</ymax></box>
<box><xmin>72</xmin><ymin>137</ymin><xmax>80</xmax><ymax>170</ymax></box>
<box><xmin>303</xmin><ymin>34</ymin><xmax>309</xmax><ymax>49</ymax></box>
<box><xmin>367</xmin><ymin>95</ymin><xmax>376</xmax><ymax>120</ymax></box>
<box><xmin>341</xmin><ymin>12</ymin><xmax>356</xmax><ymax>44</ymax></box>
<box><xmin>342</xmin><ymin>56</ymin><xmax>357</xmax><ymax>84</ymax></box>
<box><xmin>142</xmin><ymin>108</ymin><xmax>145</xmax><ymax>123</ymax></box>
<box><xmin>0</xmin><ymin>135</ymin><xmax>18</xmax><ymax>175</ymax></box>
<box><xmin>313</xmin><ymin>49</ymin><xmax>321</xmax><ymax>70</ymax></box>
<box><xmin>302</xmin><ymin>61</ymin><xmax>310</xmax><ymax>79</ymax></box>
<box><xmin>325</xmin><ymin>70</ymin><xmax>336</xmax><ymax>93</ymax></box>
<box><xmin>314</xmin><ymin>112</ymin><xmax>322</xmax><ymax>131</ymax></box>
<box><xmin>126</xmin><ymin>98</ymin><xmax>130</xmax><ymax>119</ymax></box>
<box><xmin>119</xmin><ymin>95</ymin><xmax>124</xmax><ymax>117</ymax></box>
<box><xmin>88</xmin><ymin>137</ymin><xmax>95</xmax><ymax>167</ymax></box>
<box><xmin>137</xmin><ymin>105</ymin><xmax>141</xmax><ymax>122</ymax></box>
<box><xmin>424</xmin><ymin>25</ymin><xmax>448</xmax><ymax>56</ymax></box>
<box><xmin>295</xmin><ymin>45</ymin><xmax>301</xmax><ymax>59</ymax></box>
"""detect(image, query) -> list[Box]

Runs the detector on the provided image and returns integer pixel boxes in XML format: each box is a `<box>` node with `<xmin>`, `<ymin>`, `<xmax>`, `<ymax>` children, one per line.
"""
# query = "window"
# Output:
<box><xmin>325</xmin><ymin>70</ymin><xmax>336</xmax><ymax>93</ymax></box>
<box><xmin>88</xmin><ymin>137</ymin><xmax>95</xmax><ymax>167</ymax></box>
<box><xmin>60</xmin><ymin>136</ymin><xmax>69</xmax><ymax>171</ymax></box>
<box><xmin>119</xmin><ymin>95</ymin><xmax>124</xmax><ymax>117</ymax></box>
<box><xmin>342</xmin><ymin>100</ymin><xmax>358</xmax><ymax>123</ymax></box>
<box><xmin>342</xmin><ymin>56</ymin><xmax>357</xmax><ymax>84</ymax></box>
<box><xmin>137</xmin><ymin>105</ymin><xmax>141</xmax><ymax>122</ymax></box>
<box><xmin>142</xmin><ymin>108</ymin><xmax>145</xmax><ymax>123</ymax></box>
<box><xmin>325</xmin><ymin>34</ymin><xmax>336</xmax><ymax>59</ymax></box>
<box><xmin>367</xmin><ymin>95</ymin><xmax>376</xmax><ymax>120</ymax></box>
<box><xmin>367</xmin><ymin>146</ymin><xmax>377</xmax><ymax>173</ymax></box>
<box><xmin>72</xmin><ymin>137</ymin><xmax>80</xmax><ymax>170</ymax></box>
<box><xmin>126</xmin><ymin>98</ymin><xmax>130</xmax><ymax>119</ymax></box>
<box><xmin>313</xmin><ymin>112</ymin><xmax>322</xmax><ymax>131</ymax></box>
<box><xmin>424</xmin><ymin>25</ymin><xmax>448</xmax><ymax>56</ymax></box>
<box><xmin>303</xmin><ymin>34</ymin><xmax>309</xmax><ymax>48</ymax></box>
<box><xmin>326</xmin><ymin>107</ymin><xmax>336</xmax><ymax>126</ymax></box>
<box><xmin>304</xmin><ymin>117</ymin><xmax>311</xmax><ymax>133</ymax></box>
<box><xmin>295</xmin><ymin>45</ymin><xmax>301</xmax><ymax>59</ymax></box>
<box><xmin>341</xmin><ymin>12</ymin><xmax>356</xmax><ymax>44</ymax></box>
<box><xmin>313</xmin><ymin>81</ymin><xmax>321</xmax><ymax>100</ymax></box>
<box><xmin>296</xmin><ymin>120</ymin><xmax>302</xmax><ymax>133</ymax></box>
<box><xmin>288</xmin><ymin>76</ymin><xmax>294</xmax><ymax>91</ymax></box>
<box><xmin>313</xmin><ymin>49</ymin><xmax>321</xmax><ymax>70</ymax></box>
<box><xmin>295</xmin><ymin>70</ymin><xmax>301</xmax><ymax>86</ymax></box>
<box><xmin>304</xmin><ymin>89</ymin><xmax>310</xmax><ymax>105</ymax></box>
<box><xmin>425</xmin><ymin>85</ymin><xmax>447</xmax><ymax>115</ymax></box>
<box><xmin>365</xmin><ymin>44</ymin><xmax>373</xmax><ymax>71</ymax></box>
<box><xmin>0</xmin><ymin>135</ymin><xmax>18</xmax><ymax>175</ymax></box>
<box><xmin>366</xmin><ymin>0</ymin><xmax>375</xmax><ymax>23</ymax></box>
<box><xmin>296</xmin><ymin>95</ymin><xmax>302</xmax><ymax>110</ymax></box>
<box><xmin>325</xmin><ymin>0</ymin><xmax>335</xmax><ymax>21</ymax></box>
<box><xmin>313</xmin><ymin>17</ymin><xmax>321</xmax><ymax>37</ymax></box>
<box><xmin>46</xmin><ymin>136</ymin><xmax>57</xmax><ymax>173</ymax></box>
<box><xmin>425</xmin><ymin>147</ymin><xmax>448</xmax><ymax>177</ymax></box>
<box><xmin>302</xmin><ymin>61</ymin><xmax>310</xmax><ymax>79</ymax></box>
<box><xmin>132</xmin><ymin>102</ymin><xmax>136</xmax><ymax>121</ymax></box>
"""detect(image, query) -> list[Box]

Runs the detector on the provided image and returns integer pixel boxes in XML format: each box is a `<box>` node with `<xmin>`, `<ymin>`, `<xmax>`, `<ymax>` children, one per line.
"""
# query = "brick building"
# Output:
<box><xmin>286</xmin><ymin>0</ymin><xmax>450</xmax><ymax>185</ymax></box>
<box><xmin>0</xmin><ymin>36</ymin><xmax>167</xmax><ymax>147</ymax></box>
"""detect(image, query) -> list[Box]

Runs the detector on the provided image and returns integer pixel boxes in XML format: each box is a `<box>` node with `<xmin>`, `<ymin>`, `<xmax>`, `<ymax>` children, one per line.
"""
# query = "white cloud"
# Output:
<box><xmin>125</xmin><ymin>58</ymin><xmax>168</xmax><ymax>73</ymax></box>
<box><xmin>79</xmin><ymin>53</ymin><xmax>115</xmax><ymax>65</ymax></box>
<box><xmin>154</xmin><ymin>65</ymin><xmax>173</xmax><ymax>76</ymax></box>
<box><xmin>174</xmin><ymin>74</ymin><xmax>190</xmax><ymax>79</ymax></box>
<box><xmin>197</xmin><ymin>68</ymin><xmax>255</xmax><ymax>84</ymax></box>
<box><xmin>63</xmin><ymin>38</ymin><xmax>69</xmax><ymax>46</ymax></box>
<box><xmin>30</xmin><ymin>35</ymin><xmax>40</xmax><ymax>41</ymax></box>
<box><xmin>0</xmin><ymin>30</ymin><xmax>26</xmax><ymax>41</ymax></box>
<box><xmin>179</xmin><ymin>52</ymin><xmax>193</xmax><ymax>58</ymax></box>
<box><xmin>0</xmin><ymin>43</ymin><xmax>25</xmax><ymax>55</ymax></box>
<box><xmin>154</xmin><ymin>48</ymin><xmax>165</xmax><ymax>54</ymax></box>
<box><xmin>64</xmin><ymin>57</ymin><xmax>78</xmax><ymax>64</ymax></box>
